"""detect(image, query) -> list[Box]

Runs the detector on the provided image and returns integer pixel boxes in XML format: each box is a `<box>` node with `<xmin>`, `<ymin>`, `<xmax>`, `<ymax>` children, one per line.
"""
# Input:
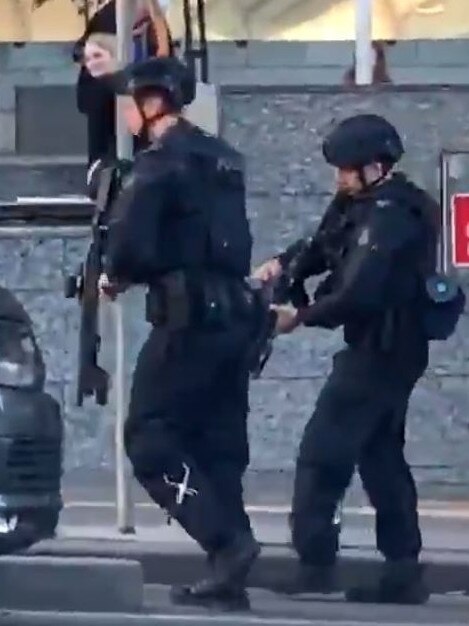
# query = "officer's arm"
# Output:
<box><xmin>276</xmin><ymin>235</ymin><xmax>327</xmax><ymax>279</ymax></box>
<box><xmin>105</xmin><ymin>174</ymin><xmax>169</xmax><ymax>284</ymax></box>
<box><xmin>297</xmin><ymin>206</ymin><xmax>421</xmax><ymax>329</ymax></box>
<box><xmin>276</xmin><ymin>194</ymin><xmax>344</xmax><ymax>278</ymax></box>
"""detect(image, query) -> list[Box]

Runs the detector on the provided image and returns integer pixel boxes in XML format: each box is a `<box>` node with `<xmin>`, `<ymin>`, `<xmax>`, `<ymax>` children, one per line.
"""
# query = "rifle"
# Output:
<box><xmin>64</xmin><ymin>165</ymin><xmax>121</xmax><ymax>406</ymax></box>
<box><xmin>248</xmin><ymin>245</ymin><xmax>311</xmax><ymax>380</ymax></box>
<box><xmin>247</xmin><ymin>278</ymin><xmax>277</xmax><ymax>380</ymax></box>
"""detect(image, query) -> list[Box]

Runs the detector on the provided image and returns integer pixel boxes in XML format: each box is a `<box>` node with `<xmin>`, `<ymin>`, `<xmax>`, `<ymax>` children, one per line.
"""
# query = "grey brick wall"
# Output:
<box><xmin>3</xmin><ymin>85</ymin><xmax>469</xmax><ymax>488</ymax></box>
<box><xmin>1</xmin><ymin>41</ymin><xmax>469</xmax><ymax>490</ymax></box>
<box><xmin>224</xmin><ymin>86</ymin><xmax>469</xmax><ymax>487</ymax></box>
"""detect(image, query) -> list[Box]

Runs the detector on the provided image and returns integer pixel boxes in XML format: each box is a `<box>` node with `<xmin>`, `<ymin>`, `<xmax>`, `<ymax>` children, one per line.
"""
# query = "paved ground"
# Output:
<box><xmin>3</xmin><ymin>587</ymin><xmax>469</xmax><ymax>625</ymax></box>
<box><xmin>7</xmin><ymin>470</ymin><xmax>469</xmax><ymax>621</ymax></box>
<box><xmin>144</xmin><ymin>585</ymin><xmax>469</xmax><ymax>624</ymax></box>
<box><xmin>57</xmin><ymin>504</ymin><xmax>469</xmax><ymax>552</ymax></box>
<box><xmin>58</xmin><ymin>470</ymin><xmax>469</xmax><ymax>551</ymax></box>
<box><xmin>8</xmin><ymin>477</ymin><xmax>469</xmax><ymax>623</ymax></box>
<box><xmin>26</xmin><ymin>500</ymin><xmax>469</xmax><ymax>593</ymax></box>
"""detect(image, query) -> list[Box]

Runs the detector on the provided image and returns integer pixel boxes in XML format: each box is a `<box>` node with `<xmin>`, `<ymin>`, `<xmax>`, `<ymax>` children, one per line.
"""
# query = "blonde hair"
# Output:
<box><xmin>85</xmin><ymin>33</ymin><xmax>117</xmax><ymax>59</ymax></box>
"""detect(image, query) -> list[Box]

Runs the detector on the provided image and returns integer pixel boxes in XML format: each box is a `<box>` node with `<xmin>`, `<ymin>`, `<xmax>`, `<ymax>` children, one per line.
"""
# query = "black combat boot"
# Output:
<box><xmin>272</xmin><ymin>563</ymin><xmax>336</xmax><ymax>595</ymax></box>
<box><xmin>170</xmin><ymin>532</ymin><xmax>260</xmax><ymax>611</ymax></box>
<box><xmin>345</xmin><ymin>559</ymin><xmax>429</xmax><ymax>604</ymax></box>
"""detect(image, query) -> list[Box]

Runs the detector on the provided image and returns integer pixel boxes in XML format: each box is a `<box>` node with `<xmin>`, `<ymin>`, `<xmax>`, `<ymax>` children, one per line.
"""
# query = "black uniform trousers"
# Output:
<box><xmin>125</xmin><ymin>322</ymin><xmax>252</xmax><ymax>554</ymax></box>
<box><xmin>291</xmin><ymin>348</ymin><xmax>424</xmax><ymax>567</ymax></box>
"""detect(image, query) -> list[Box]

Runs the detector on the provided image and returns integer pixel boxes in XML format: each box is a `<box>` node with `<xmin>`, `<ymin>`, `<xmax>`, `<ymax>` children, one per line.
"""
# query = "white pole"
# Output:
<box><xmin>116</xmin><ymin>0</ymin><xmax>135</xmax><ymax>159</ymax></box>
<box><xmin>355</xmin><ymin>0</ymin><xmax>373</xmax><ymax>85</ymax></box>
<box><xmin>114</xmin><ymin>0</ymin><xmax>135</xmax><ymax>534</ymax></box>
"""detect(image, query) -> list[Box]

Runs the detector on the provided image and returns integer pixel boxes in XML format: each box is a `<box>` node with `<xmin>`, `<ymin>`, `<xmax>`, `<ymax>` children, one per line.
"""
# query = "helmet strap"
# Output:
<box><xmin>358</xmin><ymin>167</ymin><xmax>368</xmax><ymax>189</ymax></box>
<box><xmin>134</xmin><ymin>88</ymin><xmax>183</xmax><ymax>145</ymax></box>
<box><xmin>134</xmin><ymin>95</ymin><xmax>167</xmax><ymax>144</ymax></box>
<box><xmin>358</xmin><ymin>163</ymin><xmax>391</xmax><ymax>190</ymax></box>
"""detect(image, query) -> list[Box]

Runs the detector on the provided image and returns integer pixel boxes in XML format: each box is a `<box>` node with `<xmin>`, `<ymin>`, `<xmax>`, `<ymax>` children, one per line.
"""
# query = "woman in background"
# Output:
<box><xmin>74</xmin><ymin>0</ymin><xmax>173</xmax><ymax>165</ymax></box>
<box><xmin>81</xmin><ymin>33</ymin><xmax>117</xmax><ymax>166</ymax></box>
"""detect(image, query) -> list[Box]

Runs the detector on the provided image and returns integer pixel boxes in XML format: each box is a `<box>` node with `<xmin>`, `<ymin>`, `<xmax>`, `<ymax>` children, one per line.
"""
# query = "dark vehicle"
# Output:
<box><xmin>0</xmin><ymin>287</ymin><xmax>62</xmax><ymax>552</ymax></box>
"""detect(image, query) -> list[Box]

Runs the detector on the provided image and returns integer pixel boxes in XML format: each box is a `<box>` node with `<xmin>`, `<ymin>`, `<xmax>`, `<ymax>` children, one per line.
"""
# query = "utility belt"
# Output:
<box><xmin>145</xmin><ymin>270</ymin><xmax>254</xmax><ymax>331</ymax></box>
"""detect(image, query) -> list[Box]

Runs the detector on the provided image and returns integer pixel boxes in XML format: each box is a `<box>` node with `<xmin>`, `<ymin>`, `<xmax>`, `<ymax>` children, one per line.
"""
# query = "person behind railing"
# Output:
<box><xmin>343</xmin><ymin>40</ymin><xmax>396</xmax><ymax>86</ymax></box>
<box><xmin>73</xmin><ymin>0</ymin><xmax>173</xmax><ymax>166</ymax></box>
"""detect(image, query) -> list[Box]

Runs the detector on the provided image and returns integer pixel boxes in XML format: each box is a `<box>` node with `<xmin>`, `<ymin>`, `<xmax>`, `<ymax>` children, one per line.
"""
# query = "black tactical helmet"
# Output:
<box><xmin>109</xmin><ymin>56</ymin><xmax>196</xmax><ymax>109</ymax></box>
<box><xmin>322</xmin><ymin>114</ymin><xmax>404</xmax><ymax>169</ymax></box>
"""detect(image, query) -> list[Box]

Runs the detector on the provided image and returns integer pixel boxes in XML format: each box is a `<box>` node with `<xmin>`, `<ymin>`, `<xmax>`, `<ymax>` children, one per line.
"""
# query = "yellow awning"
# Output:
<box><xmin>0</xmin><ymin>0</ymin><xmax>85</xmax><ymax>42</ymax></box>
<box><xmin>166</xmin><ymin>0</ymin><xmax>468</xmax><ymax>42</ymax></box>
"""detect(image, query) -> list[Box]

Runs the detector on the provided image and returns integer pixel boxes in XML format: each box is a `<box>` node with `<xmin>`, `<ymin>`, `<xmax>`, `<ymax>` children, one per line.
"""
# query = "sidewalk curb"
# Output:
<box><xmin>62</xmin><ymin>502</ymin><xmax>469</xmax><ymax>520</ymax></box>
<box><xmin>0</xmin><ymin>556</ymin><xmax>143</xmax><ymax>613</ymax></box>
<box><xmin>28</xmin><ymin>542</ymin><xmax>469</xmax><ymax>594</ymax></box>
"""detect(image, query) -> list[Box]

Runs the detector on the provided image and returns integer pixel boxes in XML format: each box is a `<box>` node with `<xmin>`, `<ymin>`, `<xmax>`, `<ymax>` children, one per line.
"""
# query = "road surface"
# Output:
<box><xmin>2</xmin><ymin>586</ymin><xmax>469</xmax><ymax>625</ymax></box>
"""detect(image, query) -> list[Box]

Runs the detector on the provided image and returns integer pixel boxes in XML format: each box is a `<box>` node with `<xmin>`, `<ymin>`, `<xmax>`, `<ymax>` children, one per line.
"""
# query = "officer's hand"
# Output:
<box><xmin>270</xmin><ymin>304</ymin><xmax>300</xmax><ymax>335</ymax></box>
<box><xmin>252</xmin><ymin>258</ymin><xmax>283</xmax><ymax>283</ymax></box>
<box><xmin>98</xmin><ymin>273</ymin><xmax>127</xmax><ymax>301</ymax></box>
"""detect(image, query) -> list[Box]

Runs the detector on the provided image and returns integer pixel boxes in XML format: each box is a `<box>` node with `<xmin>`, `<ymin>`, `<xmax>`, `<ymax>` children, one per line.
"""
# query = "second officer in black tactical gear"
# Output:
<box><xmin>254</xmin><ymin>114</ymin><xmax>441</xmax><ymax>604</ymax></box>
<box><xmin>100</xmin><ymin>56</ymin><xmax>260</xmax><ymax>609</ymax></box>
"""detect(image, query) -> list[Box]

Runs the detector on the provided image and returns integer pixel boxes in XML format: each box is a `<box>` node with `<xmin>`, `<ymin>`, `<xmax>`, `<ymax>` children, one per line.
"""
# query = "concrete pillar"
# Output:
<box><xmin>355</xmin><ymin>0</ymin><xmax>373</xmax><ymax>85</ymax></box>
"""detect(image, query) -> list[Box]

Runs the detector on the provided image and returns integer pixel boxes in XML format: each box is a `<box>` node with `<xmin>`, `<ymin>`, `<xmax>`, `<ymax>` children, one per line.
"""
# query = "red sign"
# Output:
<box><xmin>451</xmin><ymin>194</ymin><xmax>469</xmax><ymax>267</ymax></box>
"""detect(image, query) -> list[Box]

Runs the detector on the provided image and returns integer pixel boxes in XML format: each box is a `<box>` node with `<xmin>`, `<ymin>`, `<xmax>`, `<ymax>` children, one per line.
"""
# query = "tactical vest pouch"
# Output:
<box><xmin>146</xmin><ymin>272</ymin><xmax>190</xmax><ymax>331</ymax></box>
<box><xmin>146</xmin><ymin>272</ymin><xmax>241</xmax><ymax>331</ymax></box>
<box><xmin>245</xmin><ymin>280</ymin><xmax>277</xmax><ymax>379</ymax></box>
<box><xmin>197</xmin><ymin>277</ymin><xmax>234</xmax><ymax>329</ymax></box>
<box><xmin>423</xmin><ymin>274</ymin><xmax>466</xmax><ymax>341</ymax></box>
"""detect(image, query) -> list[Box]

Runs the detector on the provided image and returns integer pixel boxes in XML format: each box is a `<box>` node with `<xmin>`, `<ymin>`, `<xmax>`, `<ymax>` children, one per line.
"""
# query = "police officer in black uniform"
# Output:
<box><xmin>254</xmin><ymin>114</ymin><xmax>439</xmax><ymax>604</ymax></box>
<box><xmin>100</xmin><ymin>56</ymin><xmax>260</xmax><ymax>609</ymax></box>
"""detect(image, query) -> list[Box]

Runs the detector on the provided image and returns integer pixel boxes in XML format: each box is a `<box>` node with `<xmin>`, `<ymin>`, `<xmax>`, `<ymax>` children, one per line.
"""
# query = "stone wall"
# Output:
<box><xmin>221</xmin><ymin>86</ymin><xmax>469</xmax><ymax>486</ymax></box>
<box><xmin>1</xmin><ymin>80</ymin><xmax>469</xmax><ymax>488</ymax></box>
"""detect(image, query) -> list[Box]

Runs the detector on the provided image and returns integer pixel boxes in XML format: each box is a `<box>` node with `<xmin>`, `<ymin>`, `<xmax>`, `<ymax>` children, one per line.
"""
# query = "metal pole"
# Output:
<box><xmin>355</xmin><ymin>0</ymin><xmax>373</xmax><ymax>85</ymax></box>
<box><xmin>116</xmin><ymin>0</ymin><xmax>135</xmax><ymax>159</ymax></box>
<box><xmin>114</xmin><ymin>0</ymin><xmax>135</xmax><ymax>535</ymax></box>
<box><xmin>440</xmin><ymin>152</ymin><xmax>450</xmax><ymax>275</ymax></box>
